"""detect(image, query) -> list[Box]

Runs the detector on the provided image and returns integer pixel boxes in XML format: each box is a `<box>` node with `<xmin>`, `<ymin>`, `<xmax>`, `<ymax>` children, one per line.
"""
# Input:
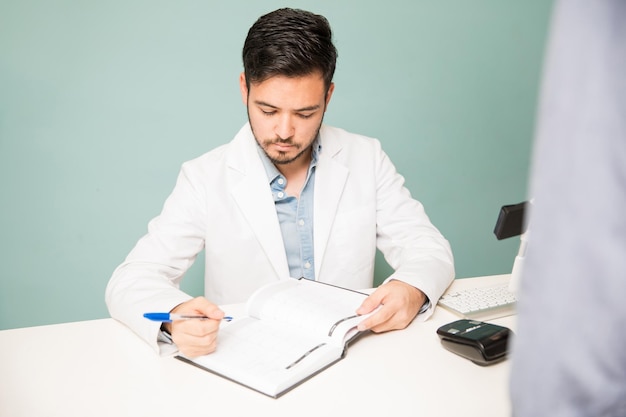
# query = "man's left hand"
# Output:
<box><xmin>356</xmin><ymin>280</ymin><xmax>427</xmax><ymax>332</ymax></box>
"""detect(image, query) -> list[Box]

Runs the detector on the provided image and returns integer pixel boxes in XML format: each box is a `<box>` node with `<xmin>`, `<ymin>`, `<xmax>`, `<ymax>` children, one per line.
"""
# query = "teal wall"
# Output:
<box><xmin>0</xmin><ymin>1</ymin><xmax>553</xmax><ymax>330</ymax></box>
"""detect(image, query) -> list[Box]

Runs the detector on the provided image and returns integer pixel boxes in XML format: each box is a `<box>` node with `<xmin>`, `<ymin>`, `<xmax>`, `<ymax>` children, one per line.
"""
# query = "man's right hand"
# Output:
<box><xmin>163</xmin><ymin>297</ymin><xmax>225</xmax><ymax>358</ymax></box>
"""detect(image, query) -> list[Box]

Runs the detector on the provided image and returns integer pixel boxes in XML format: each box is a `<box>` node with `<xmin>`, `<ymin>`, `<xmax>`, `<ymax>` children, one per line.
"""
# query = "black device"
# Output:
<box><xmin>436</xmin><ymin>319</ymin><xmax>512</xmax><ymax>366</ymax></box>
<box><xmin>493</xmin><ymin>201</ymin><xmax>528</xmax><ymax>240</ymax></box>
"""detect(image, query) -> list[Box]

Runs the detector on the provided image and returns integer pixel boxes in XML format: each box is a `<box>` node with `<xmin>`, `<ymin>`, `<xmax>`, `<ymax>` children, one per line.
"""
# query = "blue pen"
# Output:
<box><xmin>143</xmin><ymin>312</ymin><xmax>233</xmax><ymax>323</ymax></box>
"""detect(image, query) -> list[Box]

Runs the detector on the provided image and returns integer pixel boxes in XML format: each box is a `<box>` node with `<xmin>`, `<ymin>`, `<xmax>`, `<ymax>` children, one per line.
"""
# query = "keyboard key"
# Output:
<box><xmin>438</xmin><ymin>283</ymin><xmax>517</xmax><ymax>320</ymax></box>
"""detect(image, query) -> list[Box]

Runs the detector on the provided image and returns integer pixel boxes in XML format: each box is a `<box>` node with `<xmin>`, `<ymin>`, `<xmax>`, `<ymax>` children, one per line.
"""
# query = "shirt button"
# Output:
<box><xmin>298</xmin><ymin>219</ymin><xmax>305</xmax><ymax>226</ymax></box>
<box><xmin>277</xmin><ymin>192</ymin><xmax>284</xmax><ymax>198</ymax></box>
<box><xmin>304</xmin><ymin>262</ymin><xmax>311</xmax><ymax>269</ymax></box>
<box><xmin>278</xmin><ymin>178</ymin><xmax>285</xmax><ymax>185</ymax></box>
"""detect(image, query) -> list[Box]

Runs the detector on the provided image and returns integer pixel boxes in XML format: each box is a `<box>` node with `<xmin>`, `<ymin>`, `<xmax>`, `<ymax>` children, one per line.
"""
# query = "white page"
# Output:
<box><xmin>247</xmin><ymin>279</ymin><xmax>368</xmax><ymax>344</ymax></box>
<box><xmin>186</xmin><ymin>317</ymin><xmax>342</xmax><ymax>396</ymax></box>
<box><xmin>180</xmin><ymin>279</ymin><xmax>370</xmax><ymax>397</ymax></box>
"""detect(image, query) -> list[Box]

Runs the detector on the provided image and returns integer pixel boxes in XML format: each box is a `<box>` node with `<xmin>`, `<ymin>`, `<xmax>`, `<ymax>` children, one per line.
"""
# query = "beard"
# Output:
<box><xmin>248</xmin><ymin>110</ymin><xmax>323</xmax><ymax>166</ymax></box>
<box><xmin>260</xmin><ymin>138</ymin><xmax>310</xmax><ymax>165</ymax></box>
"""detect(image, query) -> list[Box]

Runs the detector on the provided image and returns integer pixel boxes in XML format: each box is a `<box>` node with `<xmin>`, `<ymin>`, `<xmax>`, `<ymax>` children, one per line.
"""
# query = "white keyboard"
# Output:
<box><xmin>438</xmin><ymin>283</ymin><xmax>517</xmax><ymax>321</ymax></box>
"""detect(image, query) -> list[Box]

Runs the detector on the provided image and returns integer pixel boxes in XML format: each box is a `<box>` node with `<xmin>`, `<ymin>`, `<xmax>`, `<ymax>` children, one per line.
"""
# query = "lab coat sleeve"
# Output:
<box><xmin>372</xmin><ymin>140</ymin><xmax>455</xmax><ymax>320</ymax></box>
<box><xmin>105</xmin><ymin>162</ymin><xmax>207</xmax><ymax>354</ymax></box>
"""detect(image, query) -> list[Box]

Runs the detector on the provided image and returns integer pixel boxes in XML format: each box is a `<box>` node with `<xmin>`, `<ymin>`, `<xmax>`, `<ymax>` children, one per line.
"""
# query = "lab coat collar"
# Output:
<box><xmin>226</xmin><ymin>123</ymin><xmax>349</xmax><ymax>281</ymax></box>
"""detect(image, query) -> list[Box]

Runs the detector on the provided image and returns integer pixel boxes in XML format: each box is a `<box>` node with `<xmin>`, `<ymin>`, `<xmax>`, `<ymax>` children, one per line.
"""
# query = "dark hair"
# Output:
<box><xmin>242</xmin><ymin>8</ymin><xmax>337</xmax><ymax>92</ymax></box>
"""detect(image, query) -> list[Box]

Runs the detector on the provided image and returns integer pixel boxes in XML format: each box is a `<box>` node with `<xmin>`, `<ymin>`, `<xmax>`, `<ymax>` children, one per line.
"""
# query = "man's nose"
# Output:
<box><xmin>275</xmin><ymin>114</ymin><xmax>295</xmax><ymax>139</ymax></box>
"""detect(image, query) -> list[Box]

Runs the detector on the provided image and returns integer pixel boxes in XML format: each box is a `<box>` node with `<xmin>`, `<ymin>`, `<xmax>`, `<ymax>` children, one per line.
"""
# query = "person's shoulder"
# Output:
<box><xmin>320</xmin><ymin>124</ymin><xmax>382</xmax><ymax>153</ymax></box>
<box><xmin>321</xmin><ymin>124</ymin><xmax>376</xmax><ymax>141</ymax></box>
<box><xmin>182</xmin><ymin>143</ymin><xmax>230</xmax><ymax>170</ymax></box>
<box><xmin>182</xmin><ymin>123</ymin><xmax>252</xmax><ymax>169</ymax></box>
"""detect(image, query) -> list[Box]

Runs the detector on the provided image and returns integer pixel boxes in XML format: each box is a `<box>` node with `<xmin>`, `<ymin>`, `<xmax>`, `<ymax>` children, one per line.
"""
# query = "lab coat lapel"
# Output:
<box><xmin>228</xmin><ymin>125</ymin><xmax>290</xmax><ymax>279</ymax></box>
<box><xmin>314</xmin><ymin>130</ymin><xmax>349</xmax><ymax>275</ymax></box>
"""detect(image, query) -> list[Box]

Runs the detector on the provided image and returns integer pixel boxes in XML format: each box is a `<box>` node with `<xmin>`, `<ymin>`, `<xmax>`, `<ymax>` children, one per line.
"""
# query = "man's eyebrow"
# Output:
<box><xmin>253</xmin><ymin>100</ymin><xmax>321</xmax><ymax>112</ymax></box>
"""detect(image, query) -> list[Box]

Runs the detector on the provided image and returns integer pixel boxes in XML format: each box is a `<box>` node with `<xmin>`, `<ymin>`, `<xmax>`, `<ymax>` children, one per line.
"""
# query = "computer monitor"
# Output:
<box><xmin>494</xmin><ymin>202</ymin><xmax>529</xmax><ymax>293</ymax></box>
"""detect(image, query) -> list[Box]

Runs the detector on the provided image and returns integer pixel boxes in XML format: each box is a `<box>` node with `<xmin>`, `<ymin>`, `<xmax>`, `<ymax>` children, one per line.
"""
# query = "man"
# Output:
<box><xmin>510</xmin><ymin>0</ymin><xmax>626</xmax><ymax>415</ymax></box>
<box><xmin>106</xmin><ymin>8</ymin><xmax>454</xmax><ymax>357</ymax></box>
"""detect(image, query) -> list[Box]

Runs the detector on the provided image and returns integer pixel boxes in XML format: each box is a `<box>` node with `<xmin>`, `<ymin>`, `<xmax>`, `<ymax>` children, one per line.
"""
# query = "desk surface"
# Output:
<box><xmin>0</xmin><ymin>275</ymin><xmax>515</xmax><ymax>417</ymax></box>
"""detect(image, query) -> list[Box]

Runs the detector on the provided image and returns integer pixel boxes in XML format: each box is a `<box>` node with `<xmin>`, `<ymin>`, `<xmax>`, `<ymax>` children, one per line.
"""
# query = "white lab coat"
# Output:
<box><xmin>106</xmin><ymin>123</ymin><xmax>454</xmax><ymax>352</ymax></box>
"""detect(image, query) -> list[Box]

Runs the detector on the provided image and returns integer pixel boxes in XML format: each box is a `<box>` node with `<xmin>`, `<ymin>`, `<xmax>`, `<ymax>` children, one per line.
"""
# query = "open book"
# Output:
<box><xmin>176</xmin><ymin>278</ymin><xmax>372</xmax><ymax>398</ymax></box>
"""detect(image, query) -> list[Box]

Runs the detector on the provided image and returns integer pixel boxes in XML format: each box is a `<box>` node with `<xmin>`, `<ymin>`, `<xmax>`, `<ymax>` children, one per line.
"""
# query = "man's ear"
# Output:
<box><xmin>239</xmin><ymin>72</ymin><xmax>248</xmax><ymax>105</ymax></box>
<box><xmin>324</xmin><ymin>82</ymin><xmax>335</xmax><ymax>109</ymax></box>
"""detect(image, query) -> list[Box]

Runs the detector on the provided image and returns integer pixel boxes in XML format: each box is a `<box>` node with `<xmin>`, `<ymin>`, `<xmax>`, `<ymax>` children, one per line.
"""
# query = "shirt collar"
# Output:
<box><xmin>257</xmin><ymin>136</ymin><xmax>322</xmax><ymax>184</ymax></box>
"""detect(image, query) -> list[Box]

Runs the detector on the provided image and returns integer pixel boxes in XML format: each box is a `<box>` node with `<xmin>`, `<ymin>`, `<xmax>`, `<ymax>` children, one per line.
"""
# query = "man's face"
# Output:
<box><xmin>240</xmin><ymin>72</ymin><xmax>334</xmax><ymax>166</ymax></box>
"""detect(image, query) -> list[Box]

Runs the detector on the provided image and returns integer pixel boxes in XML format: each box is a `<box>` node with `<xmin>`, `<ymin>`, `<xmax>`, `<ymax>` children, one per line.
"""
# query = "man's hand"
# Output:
<box><xmin>356</xmin><ymin>280</ymin><xmax>427</xmax><ymax>333</ymax></box>
<box><xmin>163</xmin><ymin>297</ymin><xmax>225</xmax><ymax>358</ymax></box>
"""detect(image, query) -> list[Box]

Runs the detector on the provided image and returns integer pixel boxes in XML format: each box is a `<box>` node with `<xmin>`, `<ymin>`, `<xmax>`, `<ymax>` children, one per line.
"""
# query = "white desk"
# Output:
<box><xmin>0</xmin><ymin>275</ymin><xmax>515</xmax><ymax>417</ymax></box>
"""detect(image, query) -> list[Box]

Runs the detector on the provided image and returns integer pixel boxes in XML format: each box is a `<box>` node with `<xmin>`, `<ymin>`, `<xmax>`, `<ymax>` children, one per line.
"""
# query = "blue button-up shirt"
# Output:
<box><xmin>258</xmin><ymin>140</ymin><xmax>320</xmax><ymax>280</ymax></box>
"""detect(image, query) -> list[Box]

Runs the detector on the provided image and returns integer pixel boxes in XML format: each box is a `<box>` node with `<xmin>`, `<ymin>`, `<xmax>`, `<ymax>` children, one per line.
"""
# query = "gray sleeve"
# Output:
<box><xmin>509</xmin><ymin>1</ymin><xmax>626</xmax><ymax>416</ymax></box>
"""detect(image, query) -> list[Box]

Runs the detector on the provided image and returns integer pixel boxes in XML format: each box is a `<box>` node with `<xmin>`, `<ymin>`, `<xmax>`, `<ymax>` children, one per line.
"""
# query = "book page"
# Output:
<box><xmin>184</xmin><ymin>317</ymin><xmax>343</xmax><ymax>397</ymax></box>
<box><xmin>179</xmin><ymin>279</ymin><xmax>372</xmax><ymax>397</ymax></box>
<box><xmin>246</xmin><ymin>279</ymin><xmax>368</xmax><ymax>344</ymax></box>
